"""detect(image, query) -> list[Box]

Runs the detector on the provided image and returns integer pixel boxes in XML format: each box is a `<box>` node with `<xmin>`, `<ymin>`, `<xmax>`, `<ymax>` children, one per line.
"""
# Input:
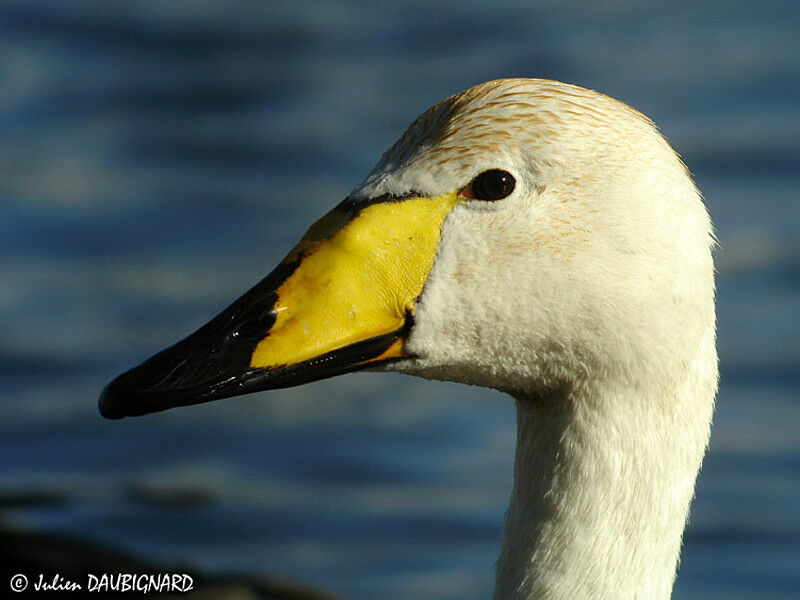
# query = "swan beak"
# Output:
<box><xmin>99</xmin><ymin>193</ymin><xmax>460</xmax><ymax>419</ymax></box>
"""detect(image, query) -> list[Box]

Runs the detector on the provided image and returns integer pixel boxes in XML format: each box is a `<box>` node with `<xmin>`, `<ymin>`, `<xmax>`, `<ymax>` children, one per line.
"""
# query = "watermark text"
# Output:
<box><xmin>9</xmin><ymin>573</ymin><xmax>194</xmax><ymax>593</ymax></box>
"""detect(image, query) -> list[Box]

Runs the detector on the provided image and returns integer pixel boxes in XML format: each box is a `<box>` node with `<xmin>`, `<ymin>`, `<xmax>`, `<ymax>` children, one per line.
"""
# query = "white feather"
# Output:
<box><xmin>360</xmin><ymin>79</ymin><xmax>718</xmax><ymax>599</ymax></box>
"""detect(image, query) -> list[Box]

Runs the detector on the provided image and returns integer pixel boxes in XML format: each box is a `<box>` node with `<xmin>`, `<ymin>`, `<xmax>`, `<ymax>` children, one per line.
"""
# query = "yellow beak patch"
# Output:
<box><xmin>249</xmin><ymin>193</ymin><xmax>462</xmax><ymax>369</ymax></box>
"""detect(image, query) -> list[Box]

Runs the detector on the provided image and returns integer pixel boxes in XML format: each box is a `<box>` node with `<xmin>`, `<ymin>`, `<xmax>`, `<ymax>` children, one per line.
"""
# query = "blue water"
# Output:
<box><xmin>1</xmin><ymin>2</ymin><xmax>798</xmax><ymax>598</ymax></box>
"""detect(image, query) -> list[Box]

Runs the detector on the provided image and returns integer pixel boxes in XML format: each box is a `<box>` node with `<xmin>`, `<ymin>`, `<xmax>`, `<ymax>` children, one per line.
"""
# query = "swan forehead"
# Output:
<box><xmin>356</xmin><ymin>78</ymin><xmax>657</xmax><ymax>198</ymax></box>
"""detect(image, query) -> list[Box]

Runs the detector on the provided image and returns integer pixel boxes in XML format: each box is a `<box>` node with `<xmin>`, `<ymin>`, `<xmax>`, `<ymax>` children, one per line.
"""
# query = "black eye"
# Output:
<box><xmin>461</xmin><ymin>169</ymin><xmax>516</xmax><ymax>201</ymax></box>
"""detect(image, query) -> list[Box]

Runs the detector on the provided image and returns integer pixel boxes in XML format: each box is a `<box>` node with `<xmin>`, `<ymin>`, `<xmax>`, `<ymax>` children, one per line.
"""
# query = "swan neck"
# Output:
<box><xmin>494</xmin><ymin>377</ymin><xmax>713</xmax><ymax>600</ymax></box>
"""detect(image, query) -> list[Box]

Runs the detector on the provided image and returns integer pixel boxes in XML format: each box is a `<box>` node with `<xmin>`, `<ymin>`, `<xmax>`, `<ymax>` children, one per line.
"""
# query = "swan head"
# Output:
<box><xmin>99</xmin><ymin>78</ymin><xmax>715</xmax><ymax>418</ymax></box>
<box><xmin>374</xmin><ymin>79</ymin><xmax>717</xmax><ymax>398</ymax></box>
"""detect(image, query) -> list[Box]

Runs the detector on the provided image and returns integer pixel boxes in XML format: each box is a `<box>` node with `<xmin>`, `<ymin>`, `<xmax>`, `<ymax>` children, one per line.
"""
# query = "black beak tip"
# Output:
<box><xmin>98</xmin><ymin>377</ymin><xmax>129</xmax><ymax>420</ymax></box>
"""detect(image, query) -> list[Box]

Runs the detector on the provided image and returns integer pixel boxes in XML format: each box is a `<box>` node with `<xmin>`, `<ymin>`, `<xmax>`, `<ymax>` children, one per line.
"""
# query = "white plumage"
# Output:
<box><xmin>100</xmin><ymin>78</ymin><xmax>718</xmax><ymax>600</ymax></box>
<box><xmin>356</xmin><ymin>79</ymin><xmax>718</xmax><ymax>599</ymax></box>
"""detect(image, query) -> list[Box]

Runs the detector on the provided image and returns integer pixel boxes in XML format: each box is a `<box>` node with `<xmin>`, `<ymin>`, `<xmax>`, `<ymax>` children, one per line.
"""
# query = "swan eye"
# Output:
<box><xmin>461</xmin><ymin>169</ymin><xmax>516</xmax><ymax>201</ymax></box>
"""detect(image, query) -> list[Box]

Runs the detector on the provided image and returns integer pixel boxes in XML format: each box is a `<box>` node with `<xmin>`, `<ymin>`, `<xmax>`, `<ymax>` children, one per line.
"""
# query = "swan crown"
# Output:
<box><xmin>359</xmin><ymin>78</ymin><xmax>658</xmax><ymax>196</ymax></box>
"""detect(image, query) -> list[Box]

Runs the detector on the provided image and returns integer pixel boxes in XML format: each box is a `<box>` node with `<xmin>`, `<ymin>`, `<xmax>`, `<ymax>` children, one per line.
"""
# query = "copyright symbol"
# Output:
<box><xmin>10</xmin><ymin>574</ymin><xmax>27</xmax><ymax>592</ymax></box>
